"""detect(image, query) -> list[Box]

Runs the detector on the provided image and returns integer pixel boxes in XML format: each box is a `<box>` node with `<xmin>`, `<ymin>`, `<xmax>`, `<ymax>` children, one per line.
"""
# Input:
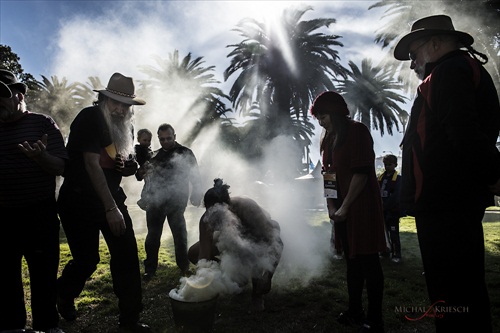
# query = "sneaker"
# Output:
<box><xmin>359</xmin><ymin>322</ymin><xmax>385</xmax><ymax>333</ymax></box>
<box><xmin>46</xmin><ymin>327</ymin><xmax>66</xmax><ymax>333</ymax></box>
<box><xmin>337</xmin><ymin>309</ymin><xmax>365</xmax><ymax>326</ymax></box>
<box><xmin>118</xmin><ymin>322</ymin><xmax>151</xmax><ymax>333</ymax></box>
<box><xmin>57</xmin><ymin>296</ymin><xmax>76</xmax><ymax>321</ymax></box>
<box><xmin>391</xmin><ymin>257</ymin><xmax>401</xmax><ymax>263</ymax></box>
<box><xmin>143</xmin><ymin>271</ymin><xmax>156</xmax><ymax>281</ymax></box>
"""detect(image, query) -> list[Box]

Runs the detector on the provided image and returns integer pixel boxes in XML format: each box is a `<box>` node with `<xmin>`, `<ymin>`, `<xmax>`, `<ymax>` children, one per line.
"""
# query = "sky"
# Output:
<box><xmin>0</xmin><ymin>0</ymin><xmax>408</xmax><ymax>161</ymax></box>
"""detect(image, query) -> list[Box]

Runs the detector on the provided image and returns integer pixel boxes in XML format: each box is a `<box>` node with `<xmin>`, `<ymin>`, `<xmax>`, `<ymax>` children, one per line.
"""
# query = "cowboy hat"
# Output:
<box><xmin>0</xmin><ymin>69</ymin><xmax>27</xmax><ymax>94</ymax></box>
<box><xmin>0</xmin><ymin>81</ymin><xmax>12</xmax><ymax>98</ymax></box>
<box><xmin>394</xmin><ymin>15</ymin><xmax>474</xmax><ymax>61</ymax></box>
<box><xmin>94</xmin><ymin>72</ymin><xmax>146</xmax><ymax>105</ymax></box>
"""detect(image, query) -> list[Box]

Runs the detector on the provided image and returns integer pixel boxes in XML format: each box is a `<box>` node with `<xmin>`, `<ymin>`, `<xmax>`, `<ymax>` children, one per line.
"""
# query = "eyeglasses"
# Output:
<box><xmin>409</xmin><ymin>39</ymin><xmax>430</xmax><ymax>61</ymax></box>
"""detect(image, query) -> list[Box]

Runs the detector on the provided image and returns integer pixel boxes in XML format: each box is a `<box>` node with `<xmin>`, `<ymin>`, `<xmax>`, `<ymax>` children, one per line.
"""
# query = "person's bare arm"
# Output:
<box><xmin>83</xmin><ymin>152</ymin><xmax>126</xmax><ymax>236</ymax></box>
<box><xmin>198</xmin><ymin>216</ymin><xmax>214</xmax><ymax>260</ymax></box>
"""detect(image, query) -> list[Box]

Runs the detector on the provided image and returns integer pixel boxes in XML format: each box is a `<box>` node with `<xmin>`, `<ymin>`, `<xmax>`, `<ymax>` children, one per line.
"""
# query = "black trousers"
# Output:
<box><xmin>0</xmin><ymin>200</ymin><xmax>60</xmax><ymax>331</ymax></box>
<box><xmin>57</xmin><ymin>184</ymin><xmax>143</xmax><ymax>325</ymax></box>
<box><xmin>415</xmin><ymin>208</ymin><xmax>492</xmax><ymax>333</ymax></box>
<box><xmin>336</xmin><ymin>221</ymin><xmax>384</xmax><ymax>325</ymax></box>
<box><xmin>144</xmin><ymin>203</ymin><xmax>189</xmax><ymax>273</ymax></box>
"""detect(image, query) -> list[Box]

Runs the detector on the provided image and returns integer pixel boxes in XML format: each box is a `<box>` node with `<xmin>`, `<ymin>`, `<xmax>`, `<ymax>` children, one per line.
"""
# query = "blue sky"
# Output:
<box><xmin>0</xmin><ymin>0</ymin><xmax>407</xmax><ymax>159</ymax></box>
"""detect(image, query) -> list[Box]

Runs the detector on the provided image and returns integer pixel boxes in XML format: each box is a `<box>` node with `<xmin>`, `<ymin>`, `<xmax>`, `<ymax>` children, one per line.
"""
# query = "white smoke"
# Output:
<box><xmin>39</xmin><ymin>0</ymin><xmax>385</xmax><ymax>297</ymax></box>
<box><xmin>169</xmin><ymin>259</ymin><xmax>240</xmax><ymax>302</ymax></box>
<box><xmin>170</xmin><ymin>201</ymin><xmax>284</xmax><ymax>302</ymax></box>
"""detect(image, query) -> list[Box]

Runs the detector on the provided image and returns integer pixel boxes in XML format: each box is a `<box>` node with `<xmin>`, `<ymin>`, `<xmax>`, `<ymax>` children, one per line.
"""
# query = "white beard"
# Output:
<box><xmin>101</xmin><ymin>103</ymin><xmax>134</xmax><ymax>157</ymax></box>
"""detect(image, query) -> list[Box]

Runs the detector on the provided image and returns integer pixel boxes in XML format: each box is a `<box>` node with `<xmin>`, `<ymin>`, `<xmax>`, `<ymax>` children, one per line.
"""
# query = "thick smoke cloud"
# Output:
<box><xmin>46</xmin><ymin>0</ymin><xmax>402</xmax><ymax>297</ymax></box>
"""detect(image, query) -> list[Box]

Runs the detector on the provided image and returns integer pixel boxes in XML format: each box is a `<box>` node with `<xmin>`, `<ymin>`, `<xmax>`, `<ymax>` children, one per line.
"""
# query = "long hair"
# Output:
<box><xmin>310</xmin><ymin>91</ymin><xmax>351</xmax><ymax>152</ymax></box>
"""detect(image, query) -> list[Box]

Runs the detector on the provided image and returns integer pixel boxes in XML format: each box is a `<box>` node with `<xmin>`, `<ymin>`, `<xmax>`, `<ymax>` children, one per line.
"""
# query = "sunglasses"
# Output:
<box><xmin>409</xmin><ymin>39</ymin><xmax>430</xmax><ymax>61</ymax></box>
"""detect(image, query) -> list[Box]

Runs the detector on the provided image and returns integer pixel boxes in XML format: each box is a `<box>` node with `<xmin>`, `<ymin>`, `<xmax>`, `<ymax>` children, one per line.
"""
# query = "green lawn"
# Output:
<box><xmin>22</xmin><ymin>207</ymin><xmax>500</xmax><ymax>333</ymax></box>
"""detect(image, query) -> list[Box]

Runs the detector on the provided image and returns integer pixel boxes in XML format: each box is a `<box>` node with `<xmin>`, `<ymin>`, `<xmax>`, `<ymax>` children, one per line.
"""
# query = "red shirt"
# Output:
<box><xmin>325</xmin><ymin>120</ymin><xmax>386</xmax><ymax>257</ymax></box>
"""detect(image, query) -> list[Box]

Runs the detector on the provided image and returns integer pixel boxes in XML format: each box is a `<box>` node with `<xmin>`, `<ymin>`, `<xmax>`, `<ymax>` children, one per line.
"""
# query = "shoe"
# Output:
<box><xmin>47</xmin><ymin>327</ymin><xmax>66</xmax><ymax>333</ymax></box>
<box><xmin>181</xmin><ymin>268</ymin><xmax>195</xmax><ymax>277</ymax></box>
<box><xmin>391</xmin><ymin>257</ymin><xmax>401</xmax><ymax>263</ymax></box>
<box><xmin>379</xmin><ymin>251</ymin><xmax>390</xmax><ymax>259</ymax></box>
<box><xmin>331</xmin><ymin>253</ymin><xmax>344</xmax><ymax>260</ymax></box>
<box><xmin>57</xmin><ymin>296</ymin><xmax>76</xmax><ymax>321</ymax></box>
<box><xmin>359</xmin><ymin>322</ymin><xmax>385</xmax><ymax>333</ymax></box>
<box><xmin>337</xmin><ymin>309</ymin><xmax>365</xmax><ymax>326</ymax></box>
<box><xmin>118</xmin><ymin>322</ymin><xmax>151</xmax><ymax>333</ymax></box>
<box><xmin>143</xmin><ymin>271</ymin><xmax>156</xmax><ymax>281</ymax></box>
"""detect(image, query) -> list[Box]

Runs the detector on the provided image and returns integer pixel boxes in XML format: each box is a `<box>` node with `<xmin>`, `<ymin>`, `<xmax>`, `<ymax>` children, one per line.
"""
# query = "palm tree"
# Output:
<box><xmin>74</xmin><ymin>76</ymin><xmax>104</xmax><ymax>109</ymax></box>
<box><xmin>139</xmin><ymin>50</ymin><xmax>229</xmax><ymax>145</ymax></box>
<box><xmin>369</xmin><ymin>0</ymin><xmax>500</xmax><ymax>95</ymax></box>
<box><xmin>338</xmin><ymin>59</ymin><xmax>409</xmax><ymax>136</ymax></box>
<box><xmin>31</xmin><ymin>75</ymin><xmax>84</xmax><ymax>137</ymax></box>
<box><xmin>224</xmin><ymin>5</ymin><xmax>348</xmax><ymax>141</ymax></box>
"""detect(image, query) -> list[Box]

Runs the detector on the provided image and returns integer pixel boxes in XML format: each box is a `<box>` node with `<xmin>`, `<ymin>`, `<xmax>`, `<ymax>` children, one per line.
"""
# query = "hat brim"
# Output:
<box><xmin>394</xmin><ymin>29</ymin><xmax>474</xmax><ymax>61</ymax></box>
<box><xmin>0</xmin><ymin>81</ymin><xmax>12</xmax><ymax>98</ymax></box>
<box><xmin>94</xmin><ymin>89</ymin><xmax>146</xmax><ymax>105</ymax></box>
<box><xmin>9</xmin><ymin>82</ymin><xmax>27</xmax><ymax>95</ymax></box>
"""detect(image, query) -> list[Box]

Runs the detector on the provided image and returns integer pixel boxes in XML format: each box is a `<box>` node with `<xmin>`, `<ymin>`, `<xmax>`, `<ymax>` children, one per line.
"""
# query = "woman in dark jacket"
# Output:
<box><xmin>311</xmin><ymin>91</ymin><xmax>386</xmax><ymax>333</ymax></box>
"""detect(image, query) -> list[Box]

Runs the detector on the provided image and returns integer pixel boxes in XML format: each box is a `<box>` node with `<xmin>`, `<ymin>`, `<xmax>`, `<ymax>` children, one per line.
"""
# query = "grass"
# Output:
<box><xmin>21</xmin><ymin>206</ymin><xmax>500</xmax><ymax>333</ymax></box>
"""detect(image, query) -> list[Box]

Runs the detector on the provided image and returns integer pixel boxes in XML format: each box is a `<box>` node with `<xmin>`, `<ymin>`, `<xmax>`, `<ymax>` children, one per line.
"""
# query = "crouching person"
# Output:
<box><xmin>188</xmin><ymin>179</ymin><xmax>283</xmax><ymax>311</ymax></box>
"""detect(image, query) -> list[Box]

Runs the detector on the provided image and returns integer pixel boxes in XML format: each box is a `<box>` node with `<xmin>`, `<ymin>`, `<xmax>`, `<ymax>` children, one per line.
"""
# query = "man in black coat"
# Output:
<box><xmin>394</xmin><ymin>15</ymin><xmax>500</xmax><ymax>333</ymax></box>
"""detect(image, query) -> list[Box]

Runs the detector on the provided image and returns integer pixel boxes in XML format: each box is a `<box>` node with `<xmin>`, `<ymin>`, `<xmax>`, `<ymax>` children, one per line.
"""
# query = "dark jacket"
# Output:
<box><xmin>401</xmin><ymin>50</ymin><xmax>500</xmax><ymax>214</ymax></box>
<box><xmin>143</xmin><ymin>142</ymin><xmax>202</xmax><ymax>207</ymax></box>
<box><xmin>378</xmin><ymin>170</ymin><xmax>402</xmax><ymax>214</ymax></box>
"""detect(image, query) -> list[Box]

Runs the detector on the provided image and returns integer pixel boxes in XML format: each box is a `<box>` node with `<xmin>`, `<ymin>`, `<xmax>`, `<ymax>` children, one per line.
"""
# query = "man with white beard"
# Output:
<box><xmin>56</xmin><ymin>73</ymin><xmax>150</xmax><ymax>333</ymax></box>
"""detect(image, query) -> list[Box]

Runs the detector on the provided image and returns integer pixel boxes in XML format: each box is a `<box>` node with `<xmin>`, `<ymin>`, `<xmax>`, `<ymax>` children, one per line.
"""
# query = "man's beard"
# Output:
<box><xmin>101</xmin><ymin>103</ymin><xmax>134</xmax><ymax>157</ymax></box>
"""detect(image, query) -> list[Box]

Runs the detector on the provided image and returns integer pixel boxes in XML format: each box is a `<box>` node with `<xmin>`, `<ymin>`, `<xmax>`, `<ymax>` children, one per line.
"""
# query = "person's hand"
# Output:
<box><xmin>190</xmin><ymin>189</ymin><xmax>203</xmax><ymax>207</ymax></box>
<box><xmin>122</xmin><ymin>158</ymin><xmax>138</xmax><ymax>176</ymax></box>
<box><xmin>190</xmin><ymin>193</ymin><xmax>202</xmax><ymax>207</ymax></box>
<box><xmin>489</xmin><ymin>178</ymin><xmax>500</xmax><ymax>196</ymax></box>
<box><xmin>18</xmin><ymin>133</ymin><xmax>48</xmax><ymax>159</ymax></box>
<box><xmin>136</xmin><ymin>161</ymin><xmax>151</xmax><ymax>179</ymax></box>
<box><xmin>115</xmin><ymin>153</ymin><xmax>125</xmax><ymax>171</ymax></box>
<box><xmin>330</xmin><ymin>205</ymin><xmax>347</xmax><ymax>222</ymax></box>
<box><xmin>106</xmin><ymin>207</ymin><xmax>126</xmax><ymax>237</ymax></box>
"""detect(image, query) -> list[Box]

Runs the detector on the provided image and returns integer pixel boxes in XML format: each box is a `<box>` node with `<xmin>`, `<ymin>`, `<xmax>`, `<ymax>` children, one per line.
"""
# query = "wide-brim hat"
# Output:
<box><xmin>0</xmin><ymin>81</ymin><xmax>12</xmax><ymax>98</ymax></box>
<box><xmin>94</xmin><ymin>72</ymin><xmax>146</xmax><ymax>105</ymax></box>
<box><xmin>394</xmin><ymin>15</ymin><xmax>474</xmax><ymax>61</ymax></box>
<box><xmin>0</xmin><ymin>69</ymin><xmax>28</xmax><ymax>94</ymax></box>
